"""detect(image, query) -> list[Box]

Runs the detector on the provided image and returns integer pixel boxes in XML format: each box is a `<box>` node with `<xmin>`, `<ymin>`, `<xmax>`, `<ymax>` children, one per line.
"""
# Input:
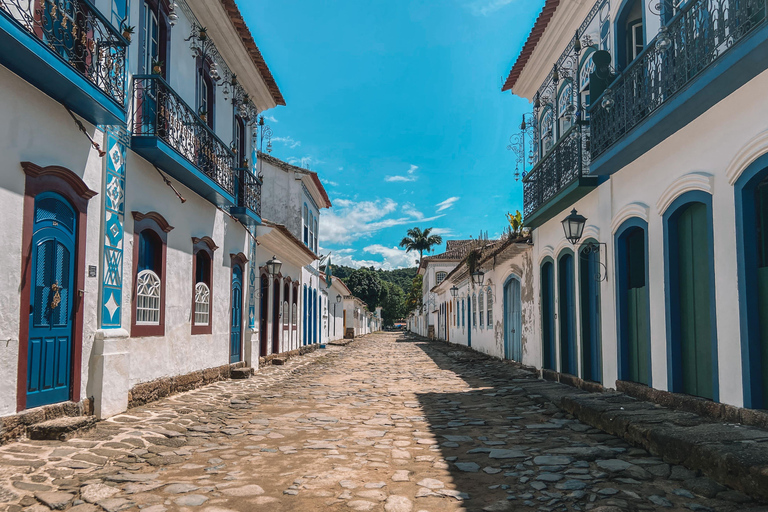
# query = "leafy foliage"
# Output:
<box><xmin>346</xmin><ymin>268</ymin><xmax>383</xmax><ymax>309</ymax></box>
<box><xmin>405</xmin><ymin>274</ymin><xmax>424</xmax><ymax>313</ymax></box>
<box><xmin>399</xmin><ymin>227</ymin><xmax>443</xmax><ymax>265</ymax></box>
<box><xmin>379</xmin><ymin>281</ymin><xmax>406</xmax><ymax>326</ymax></box>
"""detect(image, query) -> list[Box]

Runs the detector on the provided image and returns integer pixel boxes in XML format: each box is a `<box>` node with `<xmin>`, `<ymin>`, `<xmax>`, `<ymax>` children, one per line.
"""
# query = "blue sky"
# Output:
<box><xmin>237</xmin><ymin>0</ymin><xmax>543</xmax><ymax>269</ymax></box>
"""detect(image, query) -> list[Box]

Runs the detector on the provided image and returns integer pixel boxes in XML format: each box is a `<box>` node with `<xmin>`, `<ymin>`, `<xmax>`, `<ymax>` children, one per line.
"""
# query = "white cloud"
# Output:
<box><xmin>328</xmin><ymin>245</ymin><xmax>418</xmax><ymax>270</ymax></box>
<box><xmin>320</xmin><ymin>198</ymin><xmax>444</xmax><ymax>245</ymax></box>
<box><xmin>385</xmin><ymin>164</ymin><xmax>419</xmax><ymax>183</ymax></box>
<box><xmin>402</xmin><ymin>203</ymin><xmax>424</xmax><ymax>220</ymax></box>
<box><xmin>321</xmin><ymin>178</ymin><xmax>338</xmax><ymax>187</ymax></box>
<box><xmin>272</xmin><ymin>136</ymin><xmax>301</xmax><ymax>149</ymax></box>
<box><xmin>467</xmin><ymin>0</ymin><xmax>517</xmax><ymax>16</ymax></box>
<box><xmin>436</xmin><ymin>196</ymin><xmax>460</xmax><ymax>212</ymax></box>
<box><xmin>430</xmin><ymin>227</ymin><xmax>456</xmax><ymax>238</ymax></box>
<box><xmin>264</xmin><ymin>115</ymin><xmax>278</xmax><ymax>123</ymax></box>
<box><xmin>286</xmin><ymin>156</ymin><xmax>324</xmax><ymax>169</ymax></box>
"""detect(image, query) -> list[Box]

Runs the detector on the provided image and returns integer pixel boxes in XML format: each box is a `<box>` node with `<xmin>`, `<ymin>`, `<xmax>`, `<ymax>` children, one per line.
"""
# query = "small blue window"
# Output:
<box><xmin>138</xmin><ymin>230</ymin><xmax>161</xmax><ymax>273</ymax></box>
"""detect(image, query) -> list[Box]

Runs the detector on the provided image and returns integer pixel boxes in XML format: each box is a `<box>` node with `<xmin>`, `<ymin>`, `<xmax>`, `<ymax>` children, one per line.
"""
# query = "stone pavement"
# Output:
<box><xmin>0</xmin><ymin>332</ymin><xmax>766</xmax><ymax>512</ymax></box>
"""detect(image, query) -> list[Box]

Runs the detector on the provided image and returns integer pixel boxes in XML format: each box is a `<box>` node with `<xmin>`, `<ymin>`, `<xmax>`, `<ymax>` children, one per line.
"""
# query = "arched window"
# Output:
<box><xmin>461</xmin><ymin>299</ymin><xmax>465</xmax><ymax>327</ymax></box>
<box><xmin>436</xmin><ymin>271</ymin><xmax>447</xmax><ymax>285</ymax></box>
<box><xmin>234</xmin><ymin>116</ymin><xmax>246</xmax><ymax>167</ymax></box>
<box><xmin>132</xmin><ymin>212</ymin><xmax>171</xmax><ymax>337</ymax></box>
<box><xmin>314</xmin><ymin>216</ymin><xmax>319</xmax><ymax>253</ymax></box>
<box><xmin>303</xmin><ymin>204</ymin><xmax>309</xmax><ymax>245</ymax></box>
<box><xmin>478</xmin><ymin>288</ymin><xmax>485</xmax><ymax>329</ymax></box>
<box><xmin>540</xmin><ymin>108</ymin><xmax>554</xmax><ymax>155</ymax></box>
<box><xmin>616</xmin><ymin>0</ymin><xmax>644</xmax><ymax>70</ymax></box>
<box><xmin>136</xmin><ymin>270</ymin><xmax>161</xmax><ymax>324</ymax></box>
<box><xmin>197</xmin><ymin>58</ymin><xmax>215</xmax><ymax>129</ymax></box>
<box><xmin>472</xmin><ymin>294</ymin><xmax>477</xmax><ymax>328</ymax></box>
<box><xmin>141</xmin><ymin>0</ymin><xmax>170</xmax><ymax>78</ymax></box>
<box><xmin>487</xmin><ymin>286</ymin><xmax>493</xmax><ymax>328</ymax></box>
<box><xmin>558</xmin><ymin>81</ymin><xmax>574</xmax><ymax>135</ymax></box>
<box><xmin>192</xmin><ymin>237</ymin><xmax>216</xmax><ymax>334</ymax></box>
<box><xmin>194</xmin><ymin>282</ymin><xmax>210</xmax><ymax>326</ymax></box>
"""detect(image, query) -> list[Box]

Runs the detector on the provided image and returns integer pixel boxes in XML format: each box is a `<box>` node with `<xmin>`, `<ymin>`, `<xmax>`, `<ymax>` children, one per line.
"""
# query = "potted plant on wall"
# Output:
<box><xmin>198</xmin><ymin>108</ymin><xmax>207</xmax><ymax>123</ymax></box>
<box><xmin>152</xmin><ymin>60</ymin><xmax>164</xmax><ymax>75</ymax></box>
<box><xmin>122</xmin><ymin>25</ymin><xmax>135</xmax><ymax>42</ymax></box>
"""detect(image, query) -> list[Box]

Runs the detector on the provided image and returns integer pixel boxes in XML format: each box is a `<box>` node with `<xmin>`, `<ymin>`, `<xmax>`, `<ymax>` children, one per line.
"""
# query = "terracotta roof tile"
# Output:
<box><xmin>502</xmin><ymin>0</ymin><xmax>561</xmax><ymax>93</ymax></box>
<box><xmin>219</xmin><ymin>0</ymin><xmax>286</xmax><ymax>106</ymax></box>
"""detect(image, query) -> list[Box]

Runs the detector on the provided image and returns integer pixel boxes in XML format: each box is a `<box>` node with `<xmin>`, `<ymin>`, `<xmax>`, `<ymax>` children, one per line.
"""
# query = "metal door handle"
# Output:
<box><xmin>50</xmin><ymin>283</ymin><xmax>62</xmax><ymax>309</ymax></box>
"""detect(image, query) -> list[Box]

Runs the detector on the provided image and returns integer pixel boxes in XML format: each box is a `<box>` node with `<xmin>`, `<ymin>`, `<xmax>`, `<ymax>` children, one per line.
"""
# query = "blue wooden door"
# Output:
<box><xmin>27</xmin><ymin>194</ymin><xmax>76</xmax><ymax>408</ymax></box>
<box><xmin>541</xmin><ymin>262</ymin><xmax>556</xmax><ymax>370</ymax></box>
<box><xmin>559</xmin><ymin>254</ymin><xmax>577</xmax><ymax>375</ymax></box>
<box><xmin>580</xmin><ymin>248</ymin><xmax>602</xmax><ymax>382</ymax></box>
<box><xmin>230</xmin><ymin>265</ymin><xmax>243</xmax><ymax>363</ymax></box>
<box><xmin>467</xmin><ymin>297</ymin><xmax>472</xmax><ymax>347</ymax></box>
<box><xmin>504</xmin><ymin>278</ymin><xmax>522</xmax><ymax>361</ymax></box>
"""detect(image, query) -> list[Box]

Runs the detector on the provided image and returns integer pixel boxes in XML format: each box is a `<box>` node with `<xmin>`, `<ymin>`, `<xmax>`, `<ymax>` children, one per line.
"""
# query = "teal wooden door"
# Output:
<box><xmin>504</xmin><ymin>278</ymin><xmax>522</xmax><ymax>361</ymax></box>
<box><xmin>27</xmin><ymin>194</ymin><xmax>76</xmax><ymax>408</ymax></box>
<box><xmin>559</xmin><ymin>254</ymin><xmax>577</xmax><ymax>375</ymax></box>
<box><xmin>757</xmin><ymin>181</ymin><xmax>768</xmax><ymax>405</ymax></box>
<box><xmin>230</xmin><ymin>265</ymin><xmax>243</xmax><ymax>363</ymax></box>
<box><xmin>676</xmin><ymin>203</ymin><xmax>714</xmax><ymax>399</ymax></box>
<box><xmin>625</xmin><ymin>229</ymin><xmax>650</xmax><ymax>385</ymax></box>
<box><xmin>541</xmin><ymin>262</ymin><xmax>556</xmax><ymax>370</ymax></box>
<box><xmin>467</xmin><ymin>297</ymin><xmax>472</xmax><ymax>348</ymax></box>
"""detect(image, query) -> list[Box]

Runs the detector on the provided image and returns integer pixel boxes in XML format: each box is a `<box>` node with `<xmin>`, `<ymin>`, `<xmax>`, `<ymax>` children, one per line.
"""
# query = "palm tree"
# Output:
<box><xmin>399</xmin><ymin>227</ymin><xmax>443</xmax><ymax>265</ymax></box>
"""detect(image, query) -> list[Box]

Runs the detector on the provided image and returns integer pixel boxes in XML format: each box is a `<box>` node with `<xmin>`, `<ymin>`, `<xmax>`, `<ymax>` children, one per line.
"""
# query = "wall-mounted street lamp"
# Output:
<box><xmin>561</xmin><ymin>209</ymin><xmax>608</xmax><ymax>282</ymax></box>
<box><xmin>471</xmin><ymin>270</ymin><xmax>485</xmax><ymax>286</ymax></box>
<box><xmin>336</xmin><ymin>295</ymin><xmax>342</xmax><ymax>303</ymax></box>
<box><xmin>450</xmin><ymin>286</ymin><xmax>459</xmax><ymax>298</ymax></box>
<box><xmin>266</xmin><ymin>255</ymin><xmax>282</xmax><ymax>278</ymax></box>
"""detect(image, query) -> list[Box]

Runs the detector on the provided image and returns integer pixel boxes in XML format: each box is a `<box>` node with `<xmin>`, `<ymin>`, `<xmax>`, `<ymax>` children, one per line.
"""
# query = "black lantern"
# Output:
<box><xmin>450</xmin><ymin>286</ymin><xmax>459</xmax><ymax>298</ymax></box>
<box><xmin>266</xmin><ymin>255</ymin><xmax>282</xmax><ymax>277</ymax></box>
<box><xmin>562</xmin><ymin>209</ymin><xmax>587</xmax><ymax>245</ymax></box>
<box><xmin>336</xmin><ymin>295</ymin><xmax>342</xmax><ymax>303</ymax></box>
<box><xmin>471</xmin><ymin>270</ymin><xmax>485</xmax><ymax>286</ymax></box>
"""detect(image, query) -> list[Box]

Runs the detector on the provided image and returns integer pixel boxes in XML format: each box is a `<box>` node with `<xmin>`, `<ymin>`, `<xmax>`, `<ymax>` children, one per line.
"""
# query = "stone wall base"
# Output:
<box><xmin>617</xmin><ymin>380</ymin><xmax>768</xmax><ymax>430</ymax></box>
<box><xmin>0</xmin><ymin>398</ymin><xmax>92</xmax><ymax>445</ymax></box>
<box><xmin>539</xmin><ymin>369</ymin><xmax>605</xmax><ymax>394</ymax></box>
<box><xmin>127</xmin><ymin>361</ymin><xmax>246</xmax><ymax>409</ymax></box>
<box><xmin>260</xmin><ymin>344</ymin><xmax>319</xmax><ymax>366</ymax></box>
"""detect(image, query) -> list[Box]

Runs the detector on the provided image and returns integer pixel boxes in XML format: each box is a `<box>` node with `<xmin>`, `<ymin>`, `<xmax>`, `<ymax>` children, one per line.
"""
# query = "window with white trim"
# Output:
<box><xmin>194</xmin><ymin>282</ymin><xmax>210</xmax><ymax>325</ymax></box>
<box><xmin>478</xmin><ymin>288</ymin><xmax>485</xmax><ymax>329</ymax></box>
<box><xmin>136</xmin><ymin>270</ymin><xmax>161</xmax><ymax>324</ymax></box>
<box><xmin>436</xmin><ymin>271</ymin><xmax>446</xmax><ymax>285</ymax></box>
<box><xmin>472</xmin><ymin>294</ymin><xmax>477</xmax><ymax>328</ymax></box>
<box><xmin>486</xmin><ymin>286</ymin><xmax>493</xmax><ymax>328</ymax></box>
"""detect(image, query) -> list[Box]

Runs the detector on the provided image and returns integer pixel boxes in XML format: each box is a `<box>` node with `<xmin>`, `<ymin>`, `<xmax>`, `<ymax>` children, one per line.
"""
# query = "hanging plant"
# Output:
<box><xmin>122</xmin><ymin>25</ymin><xmax>135</xmax><ymax>42</ymax></box>
<box><xmin>152</xmin><ymin>60</ymin><xmax>164</xmax><ymax>75</ymax></box>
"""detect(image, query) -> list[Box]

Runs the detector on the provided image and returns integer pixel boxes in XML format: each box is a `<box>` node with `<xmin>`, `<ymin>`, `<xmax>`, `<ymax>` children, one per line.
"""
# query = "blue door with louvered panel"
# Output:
<box><xmin>27</xmin><ymin>193</ymin><xmax>76</xmax><ymax>408</ymax></box>
<box><xmin>230</xmin><ymin>265</ymin><xmax>243</xmax><ymax>363</ymax></box>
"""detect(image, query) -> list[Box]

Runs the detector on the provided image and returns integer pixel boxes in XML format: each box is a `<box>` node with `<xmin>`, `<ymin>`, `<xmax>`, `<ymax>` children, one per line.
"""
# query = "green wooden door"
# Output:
<box><xmin>755</xmin><ymin>181</ymin><xmax>768</xmax><ymax>404</ymax></box>
<box><xmin>626</xmin><ymin>229</ymin><xmax>650</xmax><ymax>385</ymax></box>
<box><xmin>676</xmin><ymin>203</ymin><xmax>713</xmax><ymax>399</ymax></box>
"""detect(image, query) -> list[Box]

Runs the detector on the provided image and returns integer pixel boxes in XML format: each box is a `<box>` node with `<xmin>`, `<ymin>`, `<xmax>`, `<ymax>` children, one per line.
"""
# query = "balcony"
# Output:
<box><xmin>523</xmin><ymin>126</ymin><xmax>598</xmax><ymax>228</ymax></box>
<box><xmin>230</xmin><ymin>167</ymin><xmax>263</xmax><ymax>226</ymax></box>
<box><xmin>131</xmin><ymin>75</ymin><xmax>236</xmax><ymax>207</ymax></box>
<box><xmin>0</xmin><ymin>0</ymin><xmax>127</xmax><ymax>125</ymax></box>
<box><xmin>589</xmin><ymin>0</ymin><xmax>768</xmax><ymax>175</ymax></box>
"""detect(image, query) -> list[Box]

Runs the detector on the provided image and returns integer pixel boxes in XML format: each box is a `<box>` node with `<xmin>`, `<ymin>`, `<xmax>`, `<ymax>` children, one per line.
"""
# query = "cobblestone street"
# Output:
<box><xmin>0</xmin><ymin>333</ymin><xmax>763</xmax><ymax>512</ymax></box>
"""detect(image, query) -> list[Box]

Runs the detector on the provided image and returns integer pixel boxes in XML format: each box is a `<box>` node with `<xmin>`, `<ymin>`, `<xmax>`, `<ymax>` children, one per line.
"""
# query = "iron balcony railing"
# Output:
<box><xmin>590</xmin><ymin>0</ymin><xmax>767</xmax><ymax>159</ymax></box>
<box><xmin>0</xmin><ymin>0</ymin><xmax>127</xmax><ymax>106</ymax></box>
<box><xmin>235</xmin><ymin>167</ymin><xmax>262</xmax><ymax>217</ymax></box>
<box><xmin>132</xmin><ymin>75</ymin><xmax>236</xmax><ymax>197</ymax></box>
<box><xmin>523</xmin><ymin>125</ymin><xmax>590</xmax><ymax>218</ymax></box>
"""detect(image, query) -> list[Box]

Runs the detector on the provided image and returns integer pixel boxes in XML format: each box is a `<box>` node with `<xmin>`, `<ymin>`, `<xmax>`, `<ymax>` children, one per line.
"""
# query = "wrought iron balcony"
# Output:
<box><xmin>131</xmin><ymin>75</ymin><xmax>236</xmax><ymax>206</ymax></box>
<box><xmin>523</xmin><ymin>125</ymin><xmax>597</xmax><ymax>228</ymax></box>
<box><xmin>0</xmin><ymin>0</ymin><xmax>127</xmax><ymax>125</ymax></box>
<box><xmin>590</xmin><ymin>0</ymin><xmax>768</xmax><ymax>171</ymax></box>
<box><xmin>230</xmin><ymin>167</ymin><xmax>262</xmax><ymax>226</ymax></box>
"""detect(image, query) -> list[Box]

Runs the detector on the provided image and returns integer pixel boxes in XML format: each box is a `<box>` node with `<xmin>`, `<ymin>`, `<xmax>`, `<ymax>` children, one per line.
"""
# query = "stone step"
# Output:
<box><xmin>271</xmin><ymin>359</ymin><xmax>286</xmax><ymax>366</ymax></box>
<box><xmin>230</xmin><ymin>367</ymin><xmax>253</xmax><ymax>379</ymax></box>
<box><xmin>28</xmin><ymin>416</ymin><xmax>96</xmax><ymax>441</ymax></box>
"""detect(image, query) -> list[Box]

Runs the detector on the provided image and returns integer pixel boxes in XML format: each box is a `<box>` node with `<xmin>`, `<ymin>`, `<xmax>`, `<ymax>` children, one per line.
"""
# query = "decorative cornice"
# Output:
<box><xmin>656</xmin><ymin>172</ymin><xmax>713</xmax><ymax>215</ymax></box>
<box><xmin>132</xmin><ymin>211</ymin><xmax>174</xmax><ymax>233</ymax></box>
<box><xmin>538</xmin><ymin>245</ymin><xmax>555</xmax><ymax>265</ymax></box>
<box><xmin>192</xmin><ymin>236</ymin><xmax>219</xmax><ymax>252</ymax></box>
<box><xmin>727</xmin><ymin>129</ymin><xmax>768</xmax><ymax>185</ymax></box>
<box><xmin>230</xmin><ymin>252</ymin><xmax>249</xmax><ymax>266</ymax></box>
<box><xmin>610</xmin><ymin>203</ymin><xmax>650</xmax><ymax>234</ymax></box>
<box><xmin>21</xmin><ymin>162</ymin><xmax>97</xmax><ymax>200</ymax></box>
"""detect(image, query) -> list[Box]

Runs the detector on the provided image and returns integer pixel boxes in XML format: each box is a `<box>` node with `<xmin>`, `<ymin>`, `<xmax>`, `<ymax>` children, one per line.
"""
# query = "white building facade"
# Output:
<box><xmin>504</xmin><ymin>0</ymin><xmax>768</xmax><ymax>408</ymax></box>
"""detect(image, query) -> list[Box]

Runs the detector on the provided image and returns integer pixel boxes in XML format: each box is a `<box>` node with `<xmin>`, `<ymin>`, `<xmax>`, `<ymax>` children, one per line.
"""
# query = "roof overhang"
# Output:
<box><xmin>256</xmin><ymin>220</ymin><xmax>317</xmax><ymax>268</ymax></box>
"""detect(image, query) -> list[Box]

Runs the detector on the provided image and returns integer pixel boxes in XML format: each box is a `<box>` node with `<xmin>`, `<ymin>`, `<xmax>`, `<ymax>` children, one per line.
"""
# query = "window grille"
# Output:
<box><xmin>487</xmin><ymin>286</ymin><xmax>493</xmax><ymax>328</ymax></box>
<box><xmin>478</xmin><ymin>288</ymin><xmax>485</xmax><ymax>329</ymax></box>
<box><xmin>194</xmin><ymin>282</ymin><xmax>210</xmax><ymax>325</ymax></box>
<box><xmin>436</xmin><ymin>271</ymin><xmax>446</xmax><ymax>285</ymax></box>
<box><xmin>137</xmin><ymin>270</ymin><xmax>161</xmax><ymax>325</ymax></box>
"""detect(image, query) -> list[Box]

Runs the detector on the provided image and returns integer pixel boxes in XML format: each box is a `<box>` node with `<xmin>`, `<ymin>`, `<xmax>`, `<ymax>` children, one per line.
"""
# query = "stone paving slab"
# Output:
<box><xmin>0</xmin><ymin>333</ymin><xmax>765</xmax><ymax>512</ymax></box>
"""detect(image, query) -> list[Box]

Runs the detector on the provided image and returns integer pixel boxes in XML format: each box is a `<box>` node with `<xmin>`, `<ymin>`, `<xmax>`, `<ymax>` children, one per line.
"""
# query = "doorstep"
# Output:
<box><xmin>0</xmin><ymin>399</ymin><xmax>92</xmax><ymax>445</ymax></box>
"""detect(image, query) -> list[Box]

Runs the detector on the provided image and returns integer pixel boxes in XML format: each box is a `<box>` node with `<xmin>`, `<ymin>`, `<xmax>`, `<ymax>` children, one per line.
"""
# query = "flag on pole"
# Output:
<box><xmin>325</xmin><ymin>256</ymin><xmax>333</xmax><ymax>289</ymax></box>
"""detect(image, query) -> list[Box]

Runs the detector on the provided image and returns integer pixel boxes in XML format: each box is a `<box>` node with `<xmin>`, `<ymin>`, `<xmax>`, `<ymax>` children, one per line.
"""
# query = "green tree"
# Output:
<box><xmin>346</xmin><ymin>268</ymin><xmax>383</xmax><ymax>309</ymax></box>
<box><xmin>405</xmin><ymin>274</ymin><xmax>424</xmax><ymax>313</ymax></box>
<box><xmin>380</xmin><ymin>281</ymin><xmax>406</xmax><ymax>327</ymax></box>
<box><xmin>399</xmin><ymin>227</ymin><xmax>443</xmax><ymax>265</ymax></box>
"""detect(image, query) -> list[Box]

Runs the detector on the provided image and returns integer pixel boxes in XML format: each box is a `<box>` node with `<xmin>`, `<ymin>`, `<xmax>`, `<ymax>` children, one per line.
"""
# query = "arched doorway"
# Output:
<box><xmin>259</xmin><ymin>274</ymin><xmax>268</xmax><ymax>357</ymax></box>
<box><xmin>272</xmin><ymin>278</ymin><xmax>281</xmax><ymax>354</ymax></box>
<box><xmin>541</xmin><ymin>259</ymin><xmax>556</xmax><ymax>370</ymax></box>
<box><xmin>580</xmin><ymin>243</ymin><xmax>602</xmax><ymax>383</ymax></box>
<box><xmin>504</xmin><ymin>276</ymin><xmax>522</xmax><ymax>361</ymax></box>
<box><xmin>558</xmin><ymin>251</ymin><xmax>577</xmax><ymax>375</ymax></box>
<box><xmin>665</xmin><ymin>194</ymin><xmax>718</xmax><ymax>400</ymax></box>
<box><xmin>230</xmin><ymin>264</ymin><xmax>243</xmax><ymax>363</ymax></box>
<box><xmin>616</xmin><ymin>220</ymin><xmax>651</xmax><ymax>385</ymax></box>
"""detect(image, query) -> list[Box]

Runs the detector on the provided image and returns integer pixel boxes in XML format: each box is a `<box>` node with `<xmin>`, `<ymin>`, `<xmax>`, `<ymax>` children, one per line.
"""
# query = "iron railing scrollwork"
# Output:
<box><xmin>590</xmin><ymin>0</ymin><xmax>767</xmax><ymax>159</ymax></box>
<box><xmin>0</xmin><ymin>0</ymin><xmax>127</xmax><ymax>106</ymax></box>
<box><xmin>235</xmin><ymin>167</ymin><xmax>262</xmax><ymax>217</ymax></box>
<box><xmin>132</xmin><ymin>75</ymin><xmax>236</xmax><ymax>197</ymax></box>
<box><xmin>523</xmin><ymin>126</ymin><xmax>587</xmax><ymax>218</ymax></box>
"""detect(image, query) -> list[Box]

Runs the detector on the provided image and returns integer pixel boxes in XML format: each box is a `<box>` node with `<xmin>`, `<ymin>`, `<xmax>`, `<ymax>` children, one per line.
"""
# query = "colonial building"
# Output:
<box><xmin>256</xmin><ymin>152</ymin><xmax>332</xmax><ymax>353</ymax></box>
<box><xmin>432</xmin><ymin>238</ymin><xmax>534</xmax><ymax>362</ymax></box>
<box><xmin>322</xmin><ymin>274</ymin><xmax>351</xmax><ymax>343</ymax></box>
<box><xmin>0</xmin><ymin>0</ymin><xmax>343</xmax><ymax>431</ymax></box>
<box><xmin>504</xmin><ymin>0</ymin><xmax>768</xmax><ymax>408</ymax></box>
